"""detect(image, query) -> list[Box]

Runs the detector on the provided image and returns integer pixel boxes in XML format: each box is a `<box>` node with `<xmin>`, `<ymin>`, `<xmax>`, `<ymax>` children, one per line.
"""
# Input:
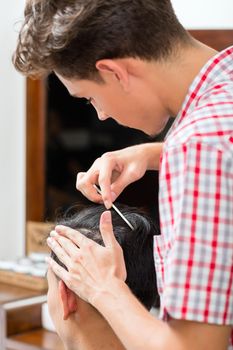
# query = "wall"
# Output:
<box><xmin>0</xmin><ymin>1</ymin><xmax>232</xmax><ymax>259</ymax></box>
<box><xmin>171</xmin><ymin>0</ymin><xmax>233</xmax><ymax>29</ymax></box>
<box><xmin>0</xmin><ymin>1</ymin><xmax>26</xmax><ymax>259</ymax></box>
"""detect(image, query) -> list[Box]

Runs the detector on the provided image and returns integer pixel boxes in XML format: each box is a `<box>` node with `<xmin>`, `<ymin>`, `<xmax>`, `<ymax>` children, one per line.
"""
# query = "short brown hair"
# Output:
<box><xmin>13</xmin><ymin>0</ymin><xmax>192</xmax><ymax>80</ymax></box>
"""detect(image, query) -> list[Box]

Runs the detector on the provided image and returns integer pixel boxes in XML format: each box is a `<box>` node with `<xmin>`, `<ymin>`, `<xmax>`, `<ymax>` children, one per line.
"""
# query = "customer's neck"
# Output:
<box><xmin>65</xmin><ymin>300</ymin><xmax>125</xmax><ymax>350</ymax></box>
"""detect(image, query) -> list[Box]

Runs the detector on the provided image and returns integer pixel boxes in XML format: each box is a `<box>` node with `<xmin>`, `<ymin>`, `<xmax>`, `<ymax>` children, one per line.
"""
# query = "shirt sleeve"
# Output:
<box><xmin>156</xmin><ymin>140</ymin><xmax>233</xmax><ymax>325</ymax></box>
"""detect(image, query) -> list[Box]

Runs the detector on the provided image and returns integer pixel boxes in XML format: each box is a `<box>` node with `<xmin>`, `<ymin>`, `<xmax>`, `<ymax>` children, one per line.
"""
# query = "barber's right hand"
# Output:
<box><xmin>76</xmin><ymin>143</ymin><xmax>163</xmax><ymax>209</ymax></box>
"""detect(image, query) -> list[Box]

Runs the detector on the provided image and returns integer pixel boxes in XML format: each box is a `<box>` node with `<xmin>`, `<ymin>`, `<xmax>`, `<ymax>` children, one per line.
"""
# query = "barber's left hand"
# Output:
<box><xmin>46</xmin><ymin>211</ymin><xmax>127</xmax><ymax>304</ymax></box>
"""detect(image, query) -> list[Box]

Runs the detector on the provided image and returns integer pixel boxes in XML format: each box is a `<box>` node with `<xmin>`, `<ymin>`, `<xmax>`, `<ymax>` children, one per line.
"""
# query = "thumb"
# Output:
<box><xmin>99</xmin><ymin>211</ymin><xmax>117</xmax><ymax>248</ymax></box>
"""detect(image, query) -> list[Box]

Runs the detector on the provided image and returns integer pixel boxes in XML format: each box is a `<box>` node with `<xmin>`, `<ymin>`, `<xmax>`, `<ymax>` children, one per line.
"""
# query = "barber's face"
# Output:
<box><xmin>56</xmin><ymin>73</ymin><xmax>169</xmax><ymax>137</ymax></box>
<box><xmin>47</xmin><ymin>268</ymin><xmax>67</xmax><ymax>342</ymax></box>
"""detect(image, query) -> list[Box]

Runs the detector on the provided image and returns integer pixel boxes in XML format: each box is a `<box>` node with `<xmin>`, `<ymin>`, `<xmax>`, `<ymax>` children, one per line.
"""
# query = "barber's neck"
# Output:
<box><xmin>65</xmin><ymin>299</ymin><xmax>125</xmax><ymax>350</ymax></box>
<box><xmin>145</xmin><ymin>38</ymin><xmax>218</xmax><ymax>117</ymax></box>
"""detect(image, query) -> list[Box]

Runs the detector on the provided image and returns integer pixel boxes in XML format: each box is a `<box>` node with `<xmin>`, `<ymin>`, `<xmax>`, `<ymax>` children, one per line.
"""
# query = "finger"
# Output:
<box><xmin>48</xmin><ymin>234</ymin><xmax>94</xmax><ymax>273</ymax></box>
<box><xmin>99</xmin><ymin>211</ymin><xmax>117</xmax><ymax>248</ymax></box>
<box><xmin>54</xmin><ymin>225</ymin><xmax>96</xmax><ymax>249</ymax></box>
<box><xmin>55</xmin><ymin>236</ymin><xmax>98</xmax><ymax>275</ymax></box>
<box><xmin>47</xmin><ymin>257</ymin><xmax>81</xmax><ymax>285</ymax></box>
<box><xmin>98</xmin><ymin>155</ymin><xmax>120</xmax><ymax>209</ymax></box>
<box><xmin>53</xmin><ymin>235</ymin><xmax>81</xmax><ymax>260</ymax></box>
<box><xmin>47</xmin><ymin>237</ymin><xmax>71</xmax><ymax>267</ymax></box>
<box><xmin>76</xmin><ymin>170</ymin><xmax>102</xmax><ymax>203</ymax></box>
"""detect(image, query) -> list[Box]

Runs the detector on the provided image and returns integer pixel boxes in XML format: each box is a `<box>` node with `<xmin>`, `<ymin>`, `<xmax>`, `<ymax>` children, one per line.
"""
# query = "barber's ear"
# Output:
<box><xmin>96</xmin><ymin>59</ymin><xmax>129</xmax><ymax>90</ymax></box>
<box><xmin>59</xmin><ymin>280</ymin><xmax>77</xmax><ymax>321</ymax></box>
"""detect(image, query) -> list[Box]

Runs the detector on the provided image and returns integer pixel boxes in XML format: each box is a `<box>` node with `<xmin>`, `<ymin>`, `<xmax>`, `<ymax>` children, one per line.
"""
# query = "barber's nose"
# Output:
<box><xmin>96</xmin><ymin>108</ymin><xmax>109</xmax><ymax>121</ymax></box>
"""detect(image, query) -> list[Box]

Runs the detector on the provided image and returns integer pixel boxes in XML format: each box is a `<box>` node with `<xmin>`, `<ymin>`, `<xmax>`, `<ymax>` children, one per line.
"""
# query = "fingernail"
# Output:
<box><xmin>103</xmin><ymin>210</ymin><xmax>111</xmax><ymax>223</ymax></box>
<box><xmin>55</xmin><ymin>225</ymin><xmax>63</xmax><ymax>233</ymax></box>
<box><xmin>50</xmin><ymin>230</ymin><xmax>57</xmax><ymax>237</ymax></box>
<box><xmin>47</xmin><ymin>237</ymin><xmax>54</xmax><ymax>246</ymax></box>
<box><xmin>111</xmin><ymin>191</ymin><xmax>117</xmax><ymax>202</ymax></box>
<box><xmin>104</xmin><ymin>200</ymin><xmax>112</xmax><ymax>210</ymax></box>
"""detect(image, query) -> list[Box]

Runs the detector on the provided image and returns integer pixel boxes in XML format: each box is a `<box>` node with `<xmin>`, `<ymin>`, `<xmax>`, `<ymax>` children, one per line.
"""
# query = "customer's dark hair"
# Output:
<box><xmin>51</xmin><ymin>203</ymin><xmax>158</xmax><ymax>310</ymax></box>
<box><xmin>13</xmin><ymin>0</ymin><xmax>192</xmax><ymax>80</ymax></box>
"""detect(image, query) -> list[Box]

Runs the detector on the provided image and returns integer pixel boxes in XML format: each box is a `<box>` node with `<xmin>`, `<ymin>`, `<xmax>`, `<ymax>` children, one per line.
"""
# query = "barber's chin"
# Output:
<box><xmin>149</xmin><ymin>117</ymin><xmax>170</xmax><ymax>137</ymax></box>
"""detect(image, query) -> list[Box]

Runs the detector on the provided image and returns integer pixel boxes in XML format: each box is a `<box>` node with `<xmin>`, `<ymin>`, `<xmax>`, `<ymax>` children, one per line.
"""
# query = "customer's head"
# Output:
<box><xmin>47</xmin><ymin>204</ymin><xmax>158</xmax><ymax>349</ymax></box>
<box><xmin>13</xmin><ymin>0</ymin><xmax>192</xmax><ymax>80</ymax></box>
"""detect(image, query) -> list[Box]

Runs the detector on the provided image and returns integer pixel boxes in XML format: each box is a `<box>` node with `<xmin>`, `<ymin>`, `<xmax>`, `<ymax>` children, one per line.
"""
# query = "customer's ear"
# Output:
<box><xmin>58</xmin><ymin>280</ymin><xmax>77</xmax><ymax>320</ymax></box>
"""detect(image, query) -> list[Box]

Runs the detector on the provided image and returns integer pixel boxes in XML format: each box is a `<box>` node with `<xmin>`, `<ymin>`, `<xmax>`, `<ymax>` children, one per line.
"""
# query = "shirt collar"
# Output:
<box><xmin>165</xmin><ymin>46</ymin><xmax>233</xmax><ymax>141</ymax></box>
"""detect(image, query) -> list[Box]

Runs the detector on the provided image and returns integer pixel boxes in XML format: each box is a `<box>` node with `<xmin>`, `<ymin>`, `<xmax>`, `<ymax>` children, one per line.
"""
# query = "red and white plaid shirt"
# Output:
<box><xmin>155</xmin><ymin>46</ymin><xmax>233</xmax><ymax>348</ymax></box>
